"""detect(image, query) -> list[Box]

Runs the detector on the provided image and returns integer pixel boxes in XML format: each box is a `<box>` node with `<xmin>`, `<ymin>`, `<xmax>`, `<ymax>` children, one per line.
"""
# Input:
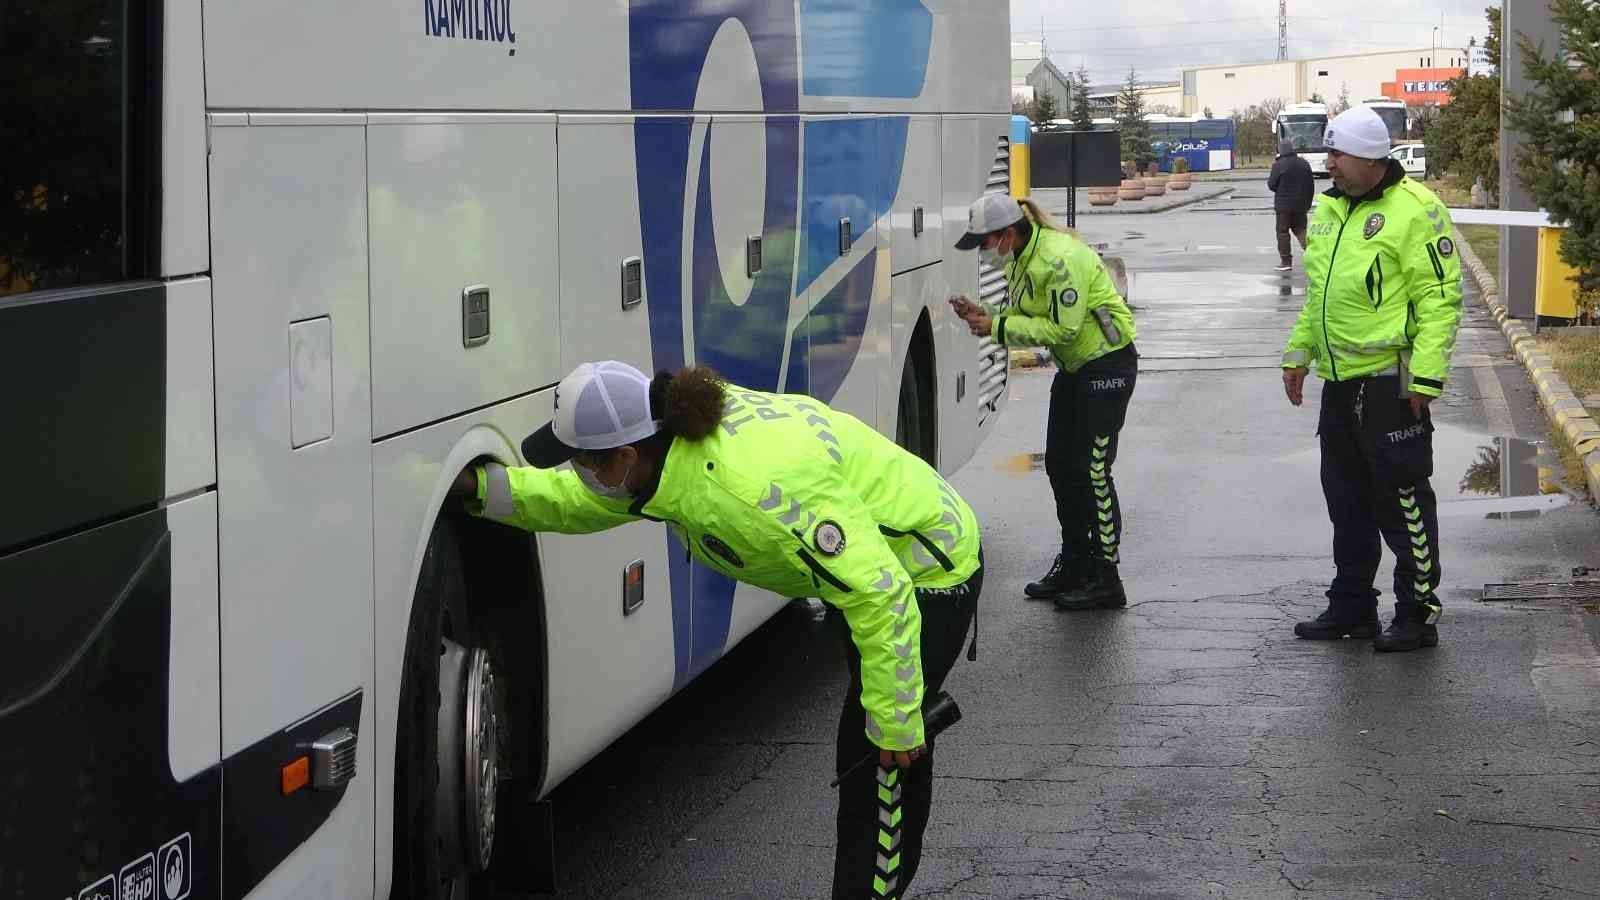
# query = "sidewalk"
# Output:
<box><xmin>1032</xmin><ymin>184</ymin><xmax>1233</xmax><ymax>216</ymax></box>
<box><xmin>1456</xmin><ymin>230</ymin><xmax>1600</xmax><ymax>500</ymax></box>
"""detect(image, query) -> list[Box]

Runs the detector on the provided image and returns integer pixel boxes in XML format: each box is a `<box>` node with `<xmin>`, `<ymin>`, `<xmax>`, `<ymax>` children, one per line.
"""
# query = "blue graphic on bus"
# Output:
<box><xmin>627</xmin><ymin>1</ymin><xmax>929</xmax><ymax>687</ymax></box>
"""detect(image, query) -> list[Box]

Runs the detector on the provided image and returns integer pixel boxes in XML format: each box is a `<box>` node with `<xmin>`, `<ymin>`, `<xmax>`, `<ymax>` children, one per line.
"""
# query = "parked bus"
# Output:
<box><xmin>1275</xmin><ymin>102</ymin><xmax>1331</xmax><ymax>177</ymax></box>
<box><xmin>1361</xmin><ymin>97</ymin><xmax>1411</xmax><ymax>145</ymax></box>
<box><xmin>1063</xmin><ymin>115</ymin><xmax>1236</xmax><ymax>172</ymax></box>
<box><xmin>0</xmin><ymin>3</ymin><xmax>1011</xmax><ymax>899</ymax></box>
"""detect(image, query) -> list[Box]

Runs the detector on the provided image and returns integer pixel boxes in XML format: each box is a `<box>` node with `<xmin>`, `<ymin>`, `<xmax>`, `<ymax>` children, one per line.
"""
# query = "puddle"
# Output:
<box><xmin>1434</xmin><ymin>429</ymin><xmax>1571</xmax><ymax>518</ymax></box>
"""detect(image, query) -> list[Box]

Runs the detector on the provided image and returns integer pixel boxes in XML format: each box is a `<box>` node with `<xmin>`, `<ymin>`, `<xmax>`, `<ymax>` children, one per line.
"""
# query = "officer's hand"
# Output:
<box><xmin>1283</xmin><ymin>367</ymin><xmax>1308</xmax><ymax>407</ymax></box>
<box><xmin>949</xmin><ymin>294</ymin><xmax>976</xmax><ymax>319</ymax></box>
<box><xmin>966</xmin><ymin>313</ymin><xmax>992</xmax><ymax>337</ymax></box>
<box><xmin>878</xmin><ymin>745</ymin><xmax>926</xmax><ymax>769</ymax></box>
<box><xmin>1409</xmin><ymin>392</ymin><xmax>1434</xmax><ymax>419</ymax></box>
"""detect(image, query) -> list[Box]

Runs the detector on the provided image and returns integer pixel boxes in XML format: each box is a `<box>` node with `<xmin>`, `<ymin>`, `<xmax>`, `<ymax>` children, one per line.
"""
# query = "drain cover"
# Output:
<box><xmin>1482</xmin><ymin>580</ymin><xmax>1600</xmax><ymax>601</ymax></box>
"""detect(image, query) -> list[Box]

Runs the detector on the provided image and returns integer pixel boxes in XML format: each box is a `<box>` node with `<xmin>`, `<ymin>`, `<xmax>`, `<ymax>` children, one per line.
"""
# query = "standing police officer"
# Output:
<box><xmin>449</xmin><ymin>361</ymin><xmax>983</xmax><ymax>898</ymax></box>
<box><xmin>1281</xmin><ymin>106</ymin><xmax>1463</xmax><ymax>652</ymax></box>
<box><xmin>950</xmin><ymin>195</ymin><xmax>1139</xmax><ymax>611</ymax></box>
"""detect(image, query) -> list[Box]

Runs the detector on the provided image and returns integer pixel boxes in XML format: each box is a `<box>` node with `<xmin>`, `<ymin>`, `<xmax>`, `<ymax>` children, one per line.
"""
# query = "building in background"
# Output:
<box><xmin>1178</xmin><ymin>46</ymin><xmax>1476</xmax><ymax>116</ymax></box>
<box><xmin>1012</xmin><ymin>41</ymin><xmax>1074</xmax><ymax>108</ymax></box>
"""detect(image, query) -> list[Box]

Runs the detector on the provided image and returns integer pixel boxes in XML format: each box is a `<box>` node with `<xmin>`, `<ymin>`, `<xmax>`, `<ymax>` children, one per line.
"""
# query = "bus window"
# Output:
<box><xmin>1</xmin><ymin>2</ymin><xmax>155</xmax><ymax>297</ymax></box>
<box><xmin>1190</xmin><ymin>120</ymin><xmax>1230</xmax><ymax>140</ymax></box>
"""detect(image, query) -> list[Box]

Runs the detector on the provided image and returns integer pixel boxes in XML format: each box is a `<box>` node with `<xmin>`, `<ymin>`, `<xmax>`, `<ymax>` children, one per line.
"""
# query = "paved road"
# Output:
<box><xmin>518</xmin><ymin>180</ymin><xmax>1600</xmax><ymax>899</ymax></box>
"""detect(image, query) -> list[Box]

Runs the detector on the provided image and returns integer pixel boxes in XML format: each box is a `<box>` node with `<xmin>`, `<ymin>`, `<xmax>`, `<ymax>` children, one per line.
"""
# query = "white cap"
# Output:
<box><xmin>521</xmin><ymin>360</ymin><xmax>660</xmax><ymax>467</ymax></box>
<box><xmin>954</xmin><ymin>194</ymin><xmax>1024</xmax><ymax>250</ymax></box>
<box><xmin>1323</xmin><ymin>107</ymin><xmax>1391</xmax><ymax>160</ymax></box>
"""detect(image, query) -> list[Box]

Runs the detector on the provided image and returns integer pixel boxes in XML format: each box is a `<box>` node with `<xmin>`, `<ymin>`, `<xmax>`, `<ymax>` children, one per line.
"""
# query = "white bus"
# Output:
<box><xmin>1360</xmin><ymin>97</ymin><xmax>1411</xmax><ymax>145</ymax></box>
<box><xmin>0</xmin><ymin>3</ymin><xmax>1010</xmax><ymax>899</ymax></box>
<box><xmin>1275</xmin><ymin>102</ymin><xmax>1332</xmax><ymax>177</ymax></box>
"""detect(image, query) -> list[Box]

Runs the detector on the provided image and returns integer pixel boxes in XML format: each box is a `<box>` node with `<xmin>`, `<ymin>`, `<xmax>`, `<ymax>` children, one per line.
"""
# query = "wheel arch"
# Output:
<box><xmin>378</xmin><ymin>424</ymin><xmax>550</xmax><ymax>900</ymax></box>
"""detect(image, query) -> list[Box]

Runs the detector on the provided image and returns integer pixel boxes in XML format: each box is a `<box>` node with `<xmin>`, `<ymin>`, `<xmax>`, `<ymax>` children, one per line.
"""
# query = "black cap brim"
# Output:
<box><xmin>521</xmin><ymin>422</ymin><xmax>579</xmax><ymax>468</ymax></box>
<box><xmin>953</xmin><ymin>230</ymin><xmax>987</xmax><ymax>251</ymax></box>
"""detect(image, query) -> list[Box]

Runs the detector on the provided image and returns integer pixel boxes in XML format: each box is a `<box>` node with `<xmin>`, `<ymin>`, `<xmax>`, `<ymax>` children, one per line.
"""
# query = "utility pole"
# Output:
<box><xmin>1278</xmin><ymin>0</ymin><xmax>1288</xmax><ymax>61</ymax></box>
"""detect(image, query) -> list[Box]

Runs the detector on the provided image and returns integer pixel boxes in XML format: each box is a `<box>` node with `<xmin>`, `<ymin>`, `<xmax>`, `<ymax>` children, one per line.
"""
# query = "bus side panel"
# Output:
<box><xmin>936</xmin><ymin>115</ymin><xmax>999</xmax><ymax>476</ymax></box>
<box><xmin>0</xmin><ymin>279</ymin><xmax>222</xmax><ymax>899</ymax></box>
<box><xmin>881</xmin><ymin>115</ymin><xmax>944</xmax><ymax>451</ymax></box>
<box><xmin>164</xmin><ymin>0</ymin><xmax>209</xmax><ymax>278</ymax></box>
<box><xmin>209</xmin><ymin>120</ymin><xmax>375</xmax><ymax>900</ymax></box>
<box><xmin>534</xmin><ymin>115</ymin><xmax>682</xmax><ymax>794</ymax></box>
<box><xmin>366</xmin><ymin>116</ymin><xmax>563</xmax><ymax>438</ymax></box>
<box><xmin>200</xmin><ymin>1</ymin><xmax>631</xmax><ymax>113</ymax></box>
<box><xmin>796</xmin><ymin>0</ymin><xmax>1008</xmax><ymax>116</ymax></box>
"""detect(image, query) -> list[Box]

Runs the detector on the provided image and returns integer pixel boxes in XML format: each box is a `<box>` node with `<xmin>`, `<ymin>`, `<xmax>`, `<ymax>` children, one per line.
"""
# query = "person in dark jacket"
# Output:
<box><xmin>1268</xmin><ymin>139</ymin><xmax>1316</xmax><ymax>271</ymax></box>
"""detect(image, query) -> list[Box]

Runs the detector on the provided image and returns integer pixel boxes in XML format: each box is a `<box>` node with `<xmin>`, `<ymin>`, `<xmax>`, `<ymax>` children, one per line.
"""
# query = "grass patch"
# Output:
<box><xmin>1540</xmin><ymin>332</ymin><xmax>1600</xmax><ymax>500</ymax></box>
<box><xmin>1552</xmin><ymin>427</ymin><xmax>1592</xmax><ymax>500</ymax></box>
<box><xmin>1539</xmin><ymin>333</ymin><xmax>1600</xmax><ymax>412</ymax></box>
<box><xmin>1422</xmin><ymin>177</ymin><xmax>1472</xmax><ymax>207</ymax></box>
<box><xmin>1458</xmin><ymin>225</ymin><xmax>1500</xmax><ymax>282</ymax></box>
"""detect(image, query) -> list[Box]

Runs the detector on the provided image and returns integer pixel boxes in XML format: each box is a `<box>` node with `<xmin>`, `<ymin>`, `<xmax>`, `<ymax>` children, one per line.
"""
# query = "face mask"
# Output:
<box><xmin>574</xmin><ymin>459</ymin><xmax>633</xmax><ymax>500</ymax></box>
<box><xmin>979</xmin><ymin>234</ymin><xmax>1010</xmax><ymax>269</ymax></box>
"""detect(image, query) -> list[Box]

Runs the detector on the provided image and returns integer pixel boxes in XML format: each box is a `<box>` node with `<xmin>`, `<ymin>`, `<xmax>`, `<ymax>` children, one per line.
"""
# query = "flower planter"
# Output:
<box><xmin>1117</xmin><ymin>180</ymin><xmax>1145</xmax><ymax>201</ymax></box>
<box><xmin>1087</xmin><ymin>187</ymin><xmax>1120</xmax><ymax>207</ymax></box>
<box><xmin>1167</xmin><ymin>172</ymin><xmax>1192</xmax><ymax>191</ymax></box>
<box><xmin>1141</xmin><ymin>177</ymin><xmax>1166</xmax><ymax>197</ymax></box>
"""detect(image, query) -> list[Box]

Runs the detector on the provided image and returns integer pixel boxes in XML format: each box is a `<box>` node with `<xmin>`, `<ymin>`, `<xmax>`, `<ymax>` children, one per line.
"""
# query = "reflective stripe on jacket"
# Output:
<box><xmin>468</xmin><ymin>386</ymin><xmax>982</xmax><ymax>751</ymax></box>
<box><xmin>988</xmin><ymin>226</ymin><xmax>1137</xmax><ymax>373</ymax></box>
<box><xmin>1283</xmin><ymin>162</ymin><xmax>1463</xmax><ymax>397</ymax></box>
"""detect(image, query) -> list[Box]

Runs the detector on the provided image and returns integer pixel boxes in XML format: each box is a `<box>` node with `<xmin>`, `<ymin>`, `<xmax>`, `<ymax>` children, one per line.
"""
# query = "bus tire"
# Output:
<box><xmin>395</xmin><ymin>517</ymin><xmax>498</xmax><ymax>900</ymax></box>
<box><xmin>896</xmin><ymin>322</ymin><xmax>937</xmax><ymax>467</ymax></box>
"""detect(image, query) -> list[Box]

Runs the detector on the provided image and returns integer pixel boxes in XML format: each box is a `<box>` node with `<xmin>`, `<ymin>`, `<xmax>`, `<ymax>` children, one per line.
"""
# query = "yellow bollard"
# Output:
<box><xmin>1535</xmin><ymin>226</ymin><xmax>1579</xmax><ymax>320</ymax></box>
<box><xmin>1009</xmin><ymin>115</ymin><xmax>1031</xmax><ymax>198</ymax></box>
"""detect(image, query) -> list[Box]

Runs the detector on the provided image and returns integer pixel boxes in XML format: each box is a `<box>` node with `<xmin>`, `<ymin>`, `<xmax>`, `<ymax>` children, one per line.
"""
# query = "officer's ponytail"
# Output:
<box><xmin>1018</xmin><ymin>197</ymin><xmax>1069</xmax><ymax>234</ymax></box>
<box><xmin>650</xmin><ymin>366</ymin><xmax>725</xmax><ymax>441</ymax></box>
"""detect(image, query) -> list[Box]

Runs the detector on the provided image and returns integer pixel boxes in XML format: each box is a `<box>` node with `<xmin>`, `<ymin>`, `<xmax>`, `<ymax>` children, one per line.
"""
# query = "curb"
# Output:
<box><xmin>1032</xmin><ymin>184</ymin><xmax>1234</xmax><ymax>216</ymax></box>
<box><xmin>1455</xmin><ymin>232</ymin><xmax>1600</xmax><ymax>500</ymax></box>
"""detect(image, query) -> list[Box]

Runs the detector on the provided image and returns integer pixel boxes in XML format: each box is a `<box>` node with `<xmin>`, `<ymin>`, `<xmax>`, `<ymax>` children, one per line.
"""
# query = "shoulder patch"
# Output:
<box><xmin>814</xmin><ymin>520</ymin><xmax>846</xmax><ymax>556</ymax></box>
<box><xmin>1060</xmin><ymin>287</ymin><xmax>1079</xmax><ymax>306</ymax></box>
<box><xmin>1437</xmin><ymin>236</ymin><xmax>1454</xmax><ymax>257</ymax></box>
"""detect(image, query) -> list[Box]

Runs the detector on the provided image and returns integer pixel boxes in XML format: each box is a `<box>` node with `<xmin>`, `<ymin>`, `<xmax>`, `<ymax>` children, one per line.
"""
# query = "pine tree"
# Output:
<box><xmin>1504</xmin><ymin>0</ymin><xmax>1600</xmax><ymax>294</ymax></box>
<box><xmin>1116</xmin><ymin>67</ymin><xmax>1155</xmax><ymax>170</ymax></box>
<box><xmin>1030</xmin><ymin>89</ymin><xmax>1060</xmax><ymax>127</ymax></box>
<box><xmin>1071</xmin><ymin>65</ymin><xmax>1096</xmax><ymax>131</ymax></box>
<box><xmin>1434</xmin><ymin>6</ymin><xmax>1508</xmax><ymax>203</ymax></box>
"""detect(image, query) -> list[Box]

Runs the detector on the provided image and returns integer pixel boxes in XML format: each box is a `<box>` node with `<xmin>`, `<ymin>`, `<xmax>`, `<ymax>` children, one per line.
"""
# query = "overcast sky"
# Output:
<box><xmin>1008</xmin><ymin>0</ymin><xmax>1500</xmax><ymax>86</ymax></box>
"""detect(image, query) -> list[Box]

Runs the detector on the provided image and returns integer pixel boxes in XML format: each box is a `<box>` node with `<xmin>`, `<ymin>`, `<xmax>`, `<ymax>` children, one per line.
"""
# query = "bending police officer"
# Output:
<box><xmin>449</xmin><ymin>361</ymin><xmax>983</xmax><ymax>898</ymax></box>
<box><xmin>949</xmin><ymin>194</ymin><xmax>1139</xmax><ymax>611</ymax></box>
<box><xmin>1281</xmin><ymin>106</ymin><xmax>1463</xmax><ymax>652</ymax></box>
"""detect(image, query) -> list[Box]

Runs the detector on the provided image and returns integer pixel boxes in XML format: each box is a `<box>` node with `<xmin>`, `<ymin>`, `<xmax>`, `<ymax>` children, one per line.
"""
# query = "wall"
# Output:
<box><xmin>1189</xmin><ymin>61</ymin><xmax>1298</xmax><ymax>117</ymax></box>
<box><xmin>1302</xmin><ymin>49</ymin><xmax>1434</xmax><ymax>105</ymax></box>
<box><xmin>1141</xmin><ymin>85</ymin><xmax>1182</xmax><ymax>113</ymax></box>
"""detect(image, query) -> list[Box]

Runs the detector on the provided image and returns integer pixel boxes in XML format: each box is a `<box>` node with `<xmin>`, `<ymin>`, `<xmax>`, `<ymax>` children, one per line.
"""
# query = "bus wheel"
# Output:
<box><xmin>396</xmin><ymin>518</ymin><xmax>499</xmax><ymax>899</ymax></box>
<box><xmin>896</xmin><ymin>328</ymin><xmax>936</xmax><ymax>466</ymax></box>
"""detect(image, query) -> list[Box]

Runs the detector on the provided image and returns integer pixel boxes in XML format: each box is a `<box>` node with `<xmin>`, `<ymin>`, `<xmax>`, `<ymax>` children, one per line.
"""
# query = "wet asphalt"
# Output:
<box><xmin>517</xmin><ymin>180</ymin><xmax>1600</xmax><ymax>899</ymax></box>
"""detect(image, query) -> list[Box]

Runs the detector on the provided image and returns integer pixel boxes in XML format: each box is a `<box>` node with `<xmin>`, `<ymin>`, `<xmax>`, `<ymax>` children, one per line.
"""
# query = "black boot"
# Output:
<box><xmin>1293</xmin><ymin>593</ymin><xmax>1379</xmax><ymax>640</ymax></box>
<box><xmin>1025</xmin><ymin>553</ymin><xmax>1082</xmax><ymax>599</ymax></box>
<box><xmin>1373</xmin><ymin>603</ymin><xmax>1440</xmax><ymax>652</ymax></box>
<box><xmin>1054</xmin><ymin>562</ymin><xmax>1126</xmax><ymax>610</ymax></box>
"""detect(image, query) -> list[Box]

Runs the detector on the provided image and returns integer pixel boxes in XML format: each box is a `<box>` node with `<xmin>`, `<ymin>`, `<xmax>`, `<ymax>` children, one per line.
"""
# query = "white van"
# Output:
<box><xmin>1391</xmin><ymin>143</ymin><xmax>1428</xmax><ymax>177</ymax></box>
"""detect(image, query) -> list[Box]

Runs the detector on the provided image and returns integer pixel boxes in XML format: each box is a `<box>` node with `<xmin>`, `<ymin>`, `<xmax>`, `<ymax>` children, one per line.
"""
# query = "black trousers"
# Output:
<box><xmin>1045</xmin><ymin>345</ymin><xmax>1138</xmax><ymax>566</ymax></box>
<box><xmin>1276</xmin><ymin>209</ymin><xmax>1308</xmax><ymax>263</ymax></box>
<box><xmin>832</xmin><ymin>556</ymin><xmax>982</xmax><ymax>899</ymax></box>
<box><xmin>1317</xmin><ymin>377</ymin><xmax>1442</xmax><ymax>616</ymax></box>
